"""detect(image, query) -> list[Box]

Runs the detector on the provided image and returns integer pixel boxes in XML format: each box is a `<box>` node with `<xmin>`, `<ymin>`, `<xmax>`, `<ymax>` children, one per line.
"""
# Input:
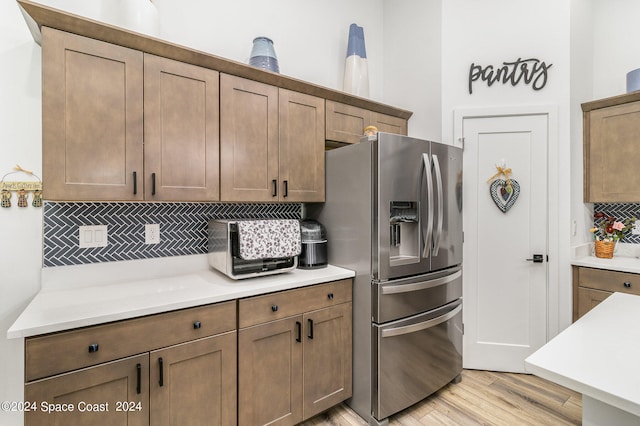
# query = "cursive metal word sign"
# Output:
<box><xmin>468</xmin><ymin>58</ymin><xmax>552</xmax><ymax>94</ymax></box>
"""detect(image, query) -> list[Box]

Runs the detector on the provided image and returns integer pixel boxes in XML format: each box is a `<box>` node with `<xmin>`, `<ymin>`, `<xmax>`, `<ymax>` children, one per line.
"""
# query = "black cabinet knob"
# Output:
<box><xmin>193</xmin><ymin>321</ymin><xmax>202</xmax><ymax>329</ymax></box>
<box><xmin>624</xmin><ymin>282</ymin><xmax>631</xmax><ymax>288</ymax></box>
<box><xmin>88</xmin><ymin>343</ymin><xmax>99</xmax><ymax>353</ymax></box>
<box><xmin>272</xmin><ymin>305</ymin><xmax>278</xmax><ymax>312</ymax></box>
<box><xmin>328</xmin><ymin>293</ymin><xmax>334</xmax><ymax>300</ymax></box>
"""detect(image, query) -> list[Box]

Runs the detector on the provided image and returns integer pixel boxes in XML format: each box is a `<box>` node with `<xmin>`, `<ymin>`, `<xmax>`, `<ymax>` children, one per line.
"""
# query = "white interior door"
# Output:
<box><xmin>462</xmin><ymin>112</ymin><xmax>548</xmax><ymax>373</ymax></box>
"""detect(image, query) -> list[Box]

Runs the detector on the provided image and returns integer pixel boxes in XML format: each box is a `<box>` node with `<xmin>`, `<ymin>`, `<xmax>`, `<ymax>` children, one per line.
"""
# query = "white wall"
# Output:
<box><xmin>382</xmin><ymin>0</ymin><xmax>442</xmax><ymax>141</ymax></box>
<box><xmin>592</xmin><ymin>0</ymin><xmax>640</xmax><ymax>99</ymax></box>
<box><xmin>0</xmin><ymin>2</ymin><xmax>43</xmax><ymax>424</ymax></box>
<box><xmin>441</xmin><ymin>0</ymin><xmax>573</xmax><ymax>333</ymax></box>
<box><xmin>569</xmin><ymin>0</ymin><xmax>594</xmax><ymax>249</ymax></box>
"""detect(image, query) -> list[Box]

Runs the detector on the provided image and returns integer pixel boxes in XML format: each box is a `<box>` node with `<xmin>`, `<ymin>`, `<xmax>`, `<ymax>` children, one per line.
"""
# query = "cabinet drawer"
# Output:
<box><xmin>26</xmin><ymin>301</ymin><xmax>236</xmax><ymax>382</ymax></box>
<box><xmin>238</xmin><ymin>279</ymin><xmax>352</xmax><ymax>328</ymax></box>
<box><xmin>578</xmin><ymin>267</ymin><xmax>640</xmax><ymax>295</ymax></box>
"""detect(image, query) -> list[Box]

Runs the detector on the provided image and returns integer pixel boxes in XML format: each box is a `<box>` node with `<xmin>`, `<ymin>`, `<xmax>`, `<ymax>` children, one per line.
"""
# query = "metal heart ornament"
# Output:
<box><xmin>489</xmin><ymin>179</ymin><xmax>520</xmax><ymax>213</ymax></box>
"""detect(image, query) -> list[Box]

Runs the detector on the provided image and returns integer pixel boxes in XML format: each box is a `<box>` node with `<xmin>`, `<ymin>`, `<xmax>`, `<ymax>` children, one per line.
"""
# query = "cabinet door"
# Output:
<box><xmin>42</xmin><ymin>27</ymin><xmax>144</xmax><ymax>201</ymax></box>
<box><xmin>325</xmin><ymin>100</ymin><xmax>369</xmax><ymax>144</ymax></box>
<box><xmin>144</xmin><ymin>54</ymin><xmax>220</xmax><ymax>201</ymax></box>
<box><xmin>585</xmin><ymin>101</ymin><xmax>640</xmax><ymax>202</ymax></box>
<box><xmin>220</xmin><ymin>74</ymin><xmax>279</xmax><ymax>202</ymax></box>
<box><xmin>577</xmin><ymin>287</ymin><xmax>611</xmax><ymax>319</ymax></box>
<box><xmin>371</xmin><ymin>111</ymin><xmax>408</xmax><ymax>136</ymax></box>
<box><xmin>279</xmin><ymin>89</ymin><xmax>325</xmax><ymax>202</ymax></box>
<box><xmin>25</xmin><ymin>354</ymin><xmax>149</xmax><ymax>426</ymax></box>
<box><xmin>150</xmin><ymin>332</ymin><xmax>237</xmax><ymax>426</ymax></box>
<box><xmin>238</xmin><ymin>317</ymin><xmax>303</xmax><ymax>426</ymax></box>
<box><xmin>302</xmin><ymin>303</ymin><xmax>353</xmax><ymax>419</ymax></box>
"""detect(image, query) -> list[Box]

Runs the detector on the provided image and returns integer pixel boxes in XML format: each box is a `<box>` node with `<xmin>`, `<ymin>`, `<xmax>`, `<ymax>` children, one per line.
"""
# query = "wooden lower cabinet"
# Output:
<box><xmin>24</xmin><ymin>302</ymin><xmax>237</xmax><ymax>426</ymax></box>
<box><xmin>25</xmin><ymin>354</ymin><xmax>149</xmax><ymax>426</ymax></box>
<box><xmin>238</xmin><ymin>281</ymin><xmax>353</xmax><ymax>426</ymax></box>
<box><xmin>573</xmin><ymin>266</ymin><xmax>640</xmax><ymax>321</ymax></box>
<box><xmin>150</xmin><ymin>332</ymin><xmax>237</xmax><ymax>426</ymax></box>
<box><xmin>238</xmin><ymin>316</ymin><xmax>303</xmax><ymax>426</ymax></box>
<box><xmin>302</xmin><ymin>303</ymin><xmax>352</xmax><ymax>418</ymax></box>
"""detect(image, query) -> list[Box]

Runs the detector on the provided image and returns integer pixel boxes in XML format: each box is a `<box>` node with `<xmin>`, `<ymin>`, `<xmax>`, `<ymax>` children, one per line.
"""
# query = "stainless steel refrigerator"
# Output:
<box><xmin>309</xmin><ymin>132</ymin><xmax>463</xmax><ymax>425</ymax></box>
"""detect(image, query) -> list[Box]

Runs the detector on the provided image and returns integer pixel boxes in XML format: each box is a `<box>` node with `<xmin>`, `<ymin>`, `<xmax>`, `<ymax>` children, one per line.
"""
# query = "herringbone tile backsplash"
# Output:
<box><xmin>43</xmin><ymin>202</ymin><xmax>302</xmax><ymax>267</ymax></box>
<box><xmin>593</xmin><ymin>203</ymin><xmax>640</xmax><ymax>244</ymax></box>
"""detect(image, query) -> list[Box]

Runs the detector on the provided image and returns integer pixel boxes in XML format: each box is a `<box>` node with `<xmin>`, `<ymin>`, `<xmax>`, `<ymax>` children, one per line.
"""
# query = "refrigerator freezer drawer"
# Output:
<box><xmin>372</xmin><ymin>299</ymin><xmax>463</xmax><ymax>421</ymax></box>
<box><xmin>373</xmin><ymin>267</ymin><xmax>462</xmax><ymax>324</ymax></box>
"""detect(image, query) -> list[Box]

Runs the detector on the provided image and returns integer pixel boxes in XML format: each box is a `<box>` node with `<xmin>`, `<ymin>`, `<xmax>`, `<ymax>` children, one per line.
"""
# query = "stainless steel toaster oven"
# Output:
<box><xmin>207</xmin><ymin>219</ymin><xmax>300</xmax><ymax>279</ymax></box>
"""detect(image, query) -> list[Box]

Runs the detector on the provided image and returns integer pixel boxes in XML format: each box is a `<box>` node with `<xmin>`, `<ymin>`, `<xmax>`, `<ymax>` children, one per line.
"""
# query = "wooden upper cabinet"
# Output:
<box><xmin>220</xmin><ymin>74</ymin><xmax>325</xmax><ymax>202</ymax></box>
<box><xmin>371</xmin><ymin>111</ymin><xmax>408</xmax><ymax>136</ymax></box>
<box><xmin>279</xmin><ymin>89</ymin><xmax>325</xmax><ymax>202</ymax></box>
<box><xmin>143</xmin><ymin>54</ymin><xmax>220</xmax><ymax>201</ymax></box>
<box><xmin>583</xmin><ymin>93</ymin><xmax>640</xmax><ymax>202</ymax></box>
<box><xmin>220</xmin><ymin>74</ymin><xmax>279</xmax><ymax>202</ymax></box>
<box><xmin>326</xmin><ymin>100</ymin><xmax>407</xmax><ymax>144</ymax></box>
<box><xmin>42</xmin><ymin>27</ymin><xmax>144</xmax><ymax>201</ymax></box>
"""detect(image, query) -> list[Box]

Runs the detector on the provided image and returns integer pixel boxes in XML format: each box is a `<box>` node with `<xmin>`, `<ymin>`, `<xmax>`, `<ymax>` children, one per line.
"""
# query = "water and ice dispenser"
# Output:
<box><xmin>389</xmin><ymin>201</ymin><xmax>420</xmax><ymax>266</ymax></box>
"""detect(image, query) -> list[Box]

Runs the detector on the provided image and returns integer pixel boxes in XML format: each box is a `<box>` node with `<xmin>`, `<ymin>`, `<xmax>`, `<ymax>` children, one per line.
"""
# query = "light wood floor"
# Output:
<box><xmin>304</xmin><ymin>369</ymin><xmax>582</xmax><ymax>425</ymax></box>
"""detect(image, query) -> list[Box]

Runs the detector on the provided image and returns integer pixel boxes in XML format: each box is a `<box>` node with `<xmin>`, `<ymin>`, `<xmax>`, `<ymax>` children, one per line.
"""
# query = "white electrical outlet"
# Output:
<box><xmin>633</xmin><ymin>220</ymin><xmax>640</xmax><ymax>235</ymax></box>
<box><xmin>78</xmin><ymin>225</ymin><xmax>108</xmax><ymax>248</ymax></box>
<box><xmin>145</xmin><ymin>224</ymin><xmax>160</xmax><ymax>244</ymax></box>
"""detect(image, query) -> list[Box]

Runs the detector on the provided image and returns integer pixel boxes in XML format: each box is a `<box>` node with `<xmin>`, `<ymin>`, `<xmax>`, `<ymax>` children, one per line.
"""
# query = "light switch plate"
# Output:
<box><xmin>78</xmin><ymin>225</ymin><xmax>108</xmax><ymax>248</ymax></box>
<box><xmin>145</xmin><ymin>224</ymin><xmax>160</xmax><ymax>244</ymax></box>
<box><xmin>633</xmin><ymin>220</ymin><xmax>640</xmax><ymax>235</ymax></box>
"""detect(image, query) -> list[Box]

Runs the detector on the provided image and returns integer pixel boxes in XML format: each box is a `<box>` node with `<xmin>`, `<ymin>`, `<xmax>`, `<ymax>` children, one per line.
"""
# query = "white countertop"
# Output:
<box><xmin>525</xmin><ymin>292</ymin><xmax>640</xmax><ymax>417</ymax></box>
<box><xmin>571</xmin><ymin>242</ymin><xmax>640</xmax><ymax>274</ymax></box>
<box><xmin>7</xmin><ymin>254</ymin><xmax>354</xmax><ymax>339</ymax></box>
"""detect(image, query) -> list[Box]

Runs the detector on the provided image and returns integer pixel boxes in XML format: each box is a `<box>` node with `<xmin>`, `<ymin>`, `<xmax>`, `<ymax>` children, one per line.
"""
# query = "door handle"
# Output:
<box><xmin>381</xmin><ymin>304</ymin><xmax>462</xmax><ymax>338</ymax></box>
<box><xmin>421</xmin><ymin>153</ymin><xmax>434</xmax><ymax>258</ymax></box>
<box><xmin>432</xmin><ymin>154</ymin><xmax>443</xmax><ymax>256</ymax></box>
<box><xmin>158</xmin><ymin>357</ymin><xmax>164</xmax><ymax>387</ymax></box>
<box><xmin>526</xmin><ymin>254</ymin><xmax>544</xmax><ymax>263</ymax></box>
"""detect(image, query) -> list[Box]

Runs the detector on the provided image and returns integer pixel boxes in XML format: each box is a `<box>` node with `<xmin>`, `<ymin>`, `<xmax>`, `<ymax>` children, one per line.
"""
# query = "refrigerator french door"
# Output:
<box><xmin>311</xmin><ymin>132</ymin><xmax>463</xmax><ymax>425</ymax></box>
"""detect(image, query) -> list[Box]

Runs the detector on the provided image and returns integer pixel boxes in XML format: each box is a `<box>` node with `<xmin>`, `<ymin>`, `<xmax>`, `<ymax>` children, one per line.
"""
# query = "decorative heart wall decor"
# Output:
<box><xmin>489</xmin><ymin>179</ymin><xmax>520</xmax><ymax>213</ymax></box>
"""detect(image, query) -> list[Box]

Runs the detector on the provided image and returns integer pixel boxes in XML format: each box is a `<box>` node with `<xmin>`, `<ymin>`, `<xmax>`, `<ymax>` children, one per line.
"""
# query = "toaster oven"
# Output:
<box><xmin>207</xmin><ymin>219</ymin><xmax>300</xmax><ymax>279</ymax></box>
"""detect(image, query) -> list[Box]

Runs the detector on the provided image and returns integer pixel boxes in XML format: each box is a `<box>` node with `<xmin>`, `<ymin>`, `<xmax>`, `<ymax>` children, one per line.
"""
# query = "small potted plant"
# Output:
<box><xmin>589</xmin><ymin>212</ymin><xmax>637</xmax><ymax>258</ymax></box>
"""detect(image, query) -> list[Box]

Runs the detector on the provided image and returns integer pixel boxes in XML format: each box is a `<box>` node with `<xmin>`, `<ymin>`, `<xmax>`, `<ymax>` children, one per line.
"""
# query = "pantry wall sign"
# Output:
<box><xmin>468</xmin><ymin>57</ymin><xmax>552</xmax><ymax>94</ymax></box>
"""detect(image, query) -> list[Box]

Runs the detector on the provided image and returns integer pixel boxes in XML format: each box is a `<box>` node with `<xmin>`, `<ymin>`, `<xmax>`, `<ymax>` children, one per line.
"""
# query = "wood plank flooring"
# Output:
<box><xmin>304</xmin><ymin>369</ymin><xmax>582</xmax><ymax>425</ymax></box>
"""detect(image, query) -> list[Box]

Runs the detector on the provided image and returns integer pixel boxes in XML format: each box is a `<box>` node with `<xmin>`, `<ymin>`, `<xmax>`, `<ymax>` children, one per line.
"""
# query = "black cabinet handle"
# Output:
<box><xmin>152</xmin><ymin>173</ymin><xmax>156</xmax><ymax>196</ymax></box>
<box><xmin>272</xmin><ymin>179</ymin><xmax>278</xmax><ymax>197</ymax></box>
<box><xmin>193</xmin><ymin>321</ymin><xmax>202</xmax><ymax>329</ymax></box>
<box><xmin>158</xmin><ymin>357</ymin><xmax>164</xmax><ymax>387</ymax></box>
<box><xmin>296</xmin><ymin>321</ymin><xmax>302</xmax><ymax>343</ymax></box>
<box><xmin>308</xmin><ymin>318</ymin><xmax>314</xmax><ymax>339</ymax></box>
<box><xmin>624</xmin><ymin>282</ymin><xmax>631</xmax><ymax>288</ymax></box>
<box><xmin>283</xmin><ymin>180</ymin><xmax>288</xmax><ymax>198</ymax></box>
<box><xmin>133</xmin><ymin>171</ymin><xmax>137</xmax><ymax>195</ymax></box>
<box><xmin>271</xmin><ymin>305</ymin><xmax>278</xmax><ymax>312</ymax></box>
<box><xmin>136</xmin><ymin>363</ymin><xmax>141</xmax><ymax>394</ymax></box>
<box><xmin>88</xmin><ymin>343</ymin><xmax>99</xmax><ymax>353</ymax></box>
<box><xmin>328</xmin><ymin>293</ymin><xmax>334</xmax><ymax>300</ymax></box>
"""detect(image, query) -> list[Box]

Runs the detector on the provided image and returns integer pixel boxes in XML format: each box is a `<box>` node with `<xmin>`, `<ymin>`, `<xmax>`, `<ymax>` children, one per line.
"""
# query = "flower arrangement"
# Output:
<box><xmin>589</xmin><ymin>212</ymin><xmax>637</xmax><ymax>242</ymax></box>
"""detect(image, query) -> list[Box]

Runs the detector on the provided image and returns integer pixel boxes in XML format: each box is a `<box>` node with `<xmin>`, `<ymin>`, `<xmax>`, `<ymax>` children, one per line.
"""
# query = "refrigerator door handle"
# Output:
<box><xmin>381</xmin><ymin>303</ymin><xmax>462</xmax><ymax>338</ymax></box>
<box><xmin>432</xmin><ymin>154</ymin><xmax>444</xmax><ymax>256</ymax></box>
<box><xmin>381</xmin><ymin>270</ymin><xmax>462</xmax><ymax>295</ymax></box>
<box><xmin>421</xmin><ymin>153</ymin><xmax>434</xmax><ymax>258</ymax></box>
